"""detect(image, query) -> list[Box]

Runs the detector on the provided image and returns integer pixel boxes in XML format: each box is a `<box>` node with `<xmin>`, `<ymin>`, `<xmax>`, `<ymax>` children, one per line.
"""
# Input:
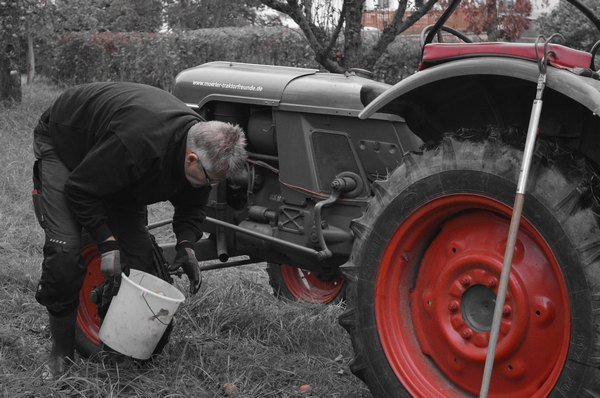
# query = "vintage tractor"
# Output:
<box><xmin>75</xmin><ymin>0</ymin><xmax>600</xmax><ymax>395</ymax></box>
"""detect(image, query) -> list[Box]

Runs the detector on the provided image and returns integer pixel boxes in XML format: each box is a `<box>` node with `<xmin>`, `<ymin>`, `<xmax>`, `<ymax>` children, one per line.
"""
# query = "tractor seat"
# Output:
<box><xmin>419</xmin><ymin>42</ymin><xmax>592</xmax><ymax>71</ymax></box>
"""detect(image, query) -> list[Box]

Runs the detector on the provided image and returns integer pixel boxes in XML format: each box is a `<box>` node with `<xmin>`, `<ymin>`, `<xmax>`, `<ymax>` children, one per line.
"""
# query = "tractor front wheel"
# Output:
<box><xmin>75</xmin><ymin>238</ymin><xmax>174</xmax><ymax>359</ymax></box>
<box><xmin>340</xmin><ymin>135</ymin><xmax>600</xmax><ymax>397</ymax></box>
<box><xmin>75</xmin><ymin>244</ymin><xmax>103</xmax><ymax>357</ymax></box>
<box><xmin>267</xmin><ymin>263</ymin><xmax>345</xmax><ymax>304</ymax></box>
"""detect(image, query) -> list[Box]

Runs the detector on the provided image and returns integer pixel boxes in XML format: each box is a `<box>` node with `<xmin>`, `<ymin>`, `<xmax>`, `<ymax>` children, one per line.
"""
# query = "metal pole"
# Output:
<box><xmin>147</xmin><ymin>219</ymin><xmax>173</xmax><ymax>230</ymax></box>
<box><xmin>203</xmin><ymin>216</ymin><xmax>324</xmax><ymax>260</ymax></box>
<box><xmin>479</xmin><ymin>73</ymin><xmax>546</xmax><ymax>397</ymax></box>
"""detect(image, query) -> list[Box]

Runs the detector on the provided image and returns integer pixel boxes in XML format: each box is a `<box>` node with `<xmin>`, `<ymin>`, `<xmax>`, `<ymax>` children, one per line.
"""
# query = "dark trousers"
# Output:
<box><xmin>33</xmin><ymin>118</ymin><xmax>154</xmax><ymax>316</ymax></box>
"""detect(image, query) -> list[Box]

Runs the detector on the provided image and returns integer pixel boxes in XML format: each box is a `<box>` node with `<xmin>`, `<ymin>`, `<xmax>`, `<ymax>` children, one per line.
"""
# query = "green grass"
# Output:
<box><xmin>0</xmin><ymin>81</ymin><xmax>370</xmax><ymax>397</ymax></box>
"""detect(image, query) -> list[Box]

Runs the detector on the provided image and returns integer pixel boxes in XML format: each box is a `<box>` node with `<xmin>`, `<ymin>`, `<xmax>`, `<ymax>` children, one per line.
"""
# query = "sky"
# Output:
<box><xmin>337</xmin><ymin>0</ymin><xmax>560</xmax><ymax>18</ymax></box>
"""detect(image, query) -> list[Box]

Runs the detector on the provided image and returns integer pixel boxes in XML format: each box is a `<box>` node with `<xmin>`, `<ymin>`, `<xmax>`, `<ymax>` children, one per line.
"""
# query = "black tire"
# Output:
<box><xmin>266</xmin><ymin>263</ymin><xmax>345</xmax><ymax>304</ymax></box>
<box><xmin>339</xmin><ymin>134</ymin><xmax>600</xmax><ymax>397</ymax></box>
<box><xmin>75</xmin><ymin>235</ymin><xmax>173</xmax><ymax>359</ymax></box>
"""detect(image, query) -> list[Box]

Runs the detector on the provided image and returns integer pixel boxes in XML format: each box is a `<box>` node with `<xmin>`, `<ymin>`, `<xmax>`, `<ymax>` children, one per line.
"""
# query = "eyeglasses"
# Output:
<box><xmin>199</xmin><ymin>160</ymin><xmax>223</xmax><ymax>187</ymax></box>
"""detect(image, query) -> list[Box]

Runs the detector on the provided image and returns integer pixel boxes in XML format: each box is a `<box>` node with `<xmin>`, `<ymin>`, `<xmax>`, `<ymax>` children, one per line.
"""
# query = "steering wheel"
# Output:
<box><xmin>420</xmin><ymin>24</ymin><xmax>473</xmax><ymax>47</ymax></box>
<box><xmin>347</xmin><ymin>68</ymin><xmax>374</xmax><ymax>78</ymax></box>
<box><xmin>590</xmin><ymin>40</ymin><xmax>600</xmax><ymax>70</ymax></box>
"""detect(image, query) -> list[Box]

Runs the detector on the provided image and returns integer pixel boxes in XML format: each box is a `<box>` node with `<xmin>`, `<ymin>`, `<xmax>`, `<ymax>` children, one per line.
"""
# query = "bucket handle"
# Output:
<box><xmin>141</xmin><ymin>292</ymin><xmax>171</xmax><ymax>326</ymax></box>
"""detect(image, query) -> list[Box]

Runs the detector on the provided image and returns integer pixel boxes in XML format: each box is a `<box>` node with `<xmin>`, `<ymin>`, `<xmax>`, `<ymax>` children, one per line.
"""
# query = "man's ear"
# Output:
<box><xmin>185</xmin><ymin>150</ymin><xmax>199</xmax><ymax>165</ymax></box>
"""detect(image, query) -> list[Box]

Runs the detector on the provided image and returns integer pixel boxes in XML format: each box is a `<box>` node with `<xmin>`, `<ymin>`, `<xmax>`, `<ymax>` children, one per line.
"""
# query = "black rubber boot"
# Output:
<box><xmin>46</xmin><ymin>310</ymin><xmax>76</xmax><ymax>379</ymax></box>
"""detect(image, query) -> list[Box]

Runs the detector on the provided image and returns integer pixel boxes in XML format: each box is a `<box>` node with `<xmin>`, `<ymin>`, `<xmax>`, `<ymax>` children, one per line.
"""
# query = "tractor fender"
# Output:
<box><xmin>358</xmin><ymin>57</ymin><xmax>600</xmax><ymax>119</ymax></box>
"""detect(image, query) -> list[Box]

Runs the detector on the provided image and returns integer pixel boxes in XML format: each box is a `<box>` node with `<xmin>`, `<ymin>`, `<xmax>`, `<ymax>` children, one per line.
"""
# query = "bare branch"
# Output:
<box><xmin>362</xmin><ymin>0</ymin><xmax>439</xmax><ymax>69</ymax></box>
<box><xmin>394</xmin><ymin>0</ymin><xmax>410</xmax><ymax>25</ymax></box>
<box><xmin>261</xmin><ymin>0</ymin><xmax>348</xmax><ymax>72</ymax></box>
<box><xmin>261</xmin><ymin>0</ymin><xmax>323</xmax><ymax>53</ymax></box>
<box><xmin>261</xmin><ymin>0</ymin><xmax>293</xmax><ymax>15</ymax></box>
<box><xmin>323</xmin><ymin>0</ymin><xmax>347</xmax><ymax>58</ymax></box>
<box><xmin>396</xmin><ymin>0</ymin><xmax>439</xmax><ymax>34</ymax></box>
<box><xmin>315</xmin><ymin>53</ymin><xmax>345</xmax><ymax>73</ymax></box>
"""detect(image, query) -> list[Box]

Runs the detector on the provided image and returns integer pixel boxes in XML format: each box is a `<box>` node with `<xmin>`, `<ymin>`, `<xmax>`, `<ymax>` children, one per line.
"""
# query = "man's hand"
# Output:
<box><xmin>97</xmin><ymin>239</ymin><xmax>121</xmax><ymax>278</ymax></box>
<box><xmin>169</xmin><ymin>241</ymin><xmax>202</xmax><ymax>294</ymax></box>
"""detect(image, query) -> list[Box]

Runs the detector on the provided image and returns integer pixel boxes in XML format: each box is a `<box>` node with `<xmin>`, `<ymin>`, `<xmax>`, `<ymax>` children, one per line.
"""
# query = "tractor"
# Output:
<box><xmin>75</xmin><ymin>0</ymin><xmax>600</xmax><ymax>396</ymax></box>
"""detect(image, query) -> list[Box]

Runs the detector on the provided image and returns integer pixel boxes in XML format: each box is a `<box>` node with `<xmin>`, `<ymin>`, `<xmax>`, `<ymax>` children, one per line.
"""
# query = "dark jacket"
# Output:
<box><xmin>44</xmin><ymin>82</ymin><xmax>208</xmax><ymax>244</ymax></box>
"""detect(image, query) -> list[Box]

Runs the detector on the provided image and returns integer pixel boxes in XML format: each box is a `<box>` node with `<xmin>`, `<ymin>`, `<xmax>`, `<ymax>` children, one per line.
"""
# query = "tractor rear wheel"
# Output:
<box><xmin>340</xmin><ymin>135</ymin><xmax>600</xmax><ymax>397</ymax></box>
<box><xmin>267</xmin><ymin>263</ymin><xmax>345</xmax><ymax>304</ymax></box>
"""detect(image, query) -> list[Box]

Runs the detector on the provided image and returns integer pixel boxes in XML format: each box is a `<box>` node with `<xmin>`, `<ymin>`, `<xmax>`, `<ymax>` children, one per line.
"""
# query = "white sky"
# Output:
<box><xmin>272</xmin><ymin>0</ymin><xmax>561</xmax><ymax>29</ymax></box>
<box><xmin>333</xmin><ymin>0</ymin><xmax>559</xmax><ymax>18</ymax></box>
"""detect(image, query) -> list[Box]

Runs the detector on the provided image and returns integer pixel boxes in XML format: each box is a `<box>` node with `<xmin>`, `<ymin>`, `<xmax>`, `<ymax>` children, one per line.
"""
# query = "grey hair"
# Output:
<box><xmin>186</xmin><ymin>121</ymin><xmax>247</xmax><ymax>176</ymax></box>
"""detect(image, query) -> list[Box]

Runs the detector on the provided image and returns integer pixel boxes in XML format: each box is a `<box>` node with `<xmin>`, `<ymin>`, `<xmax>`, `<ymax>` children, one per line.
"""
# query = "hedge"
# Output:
<box><xmin>40</xmin><ymin>27</ymin><xmax>316</xmax><ymax>90</ymax></box>
<box><xmin>38</xmin><ymin>27</ymin><xmax>421</xmax><ymax>89</ymax></box>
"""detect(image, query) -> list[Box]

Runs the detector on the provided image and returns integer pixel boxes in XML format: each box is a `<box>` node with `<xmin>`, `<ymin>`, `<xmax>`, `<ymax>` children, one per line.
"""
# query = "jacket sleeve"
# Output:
<box><xmin>64</xmin><ymin>135</ymin><xmax>141</xmax><ymax>242</ymax></box>
<box><xmin>169</xmin><ymin>185</ymin><xmax>210</xmax><ymax>244</ymax></box>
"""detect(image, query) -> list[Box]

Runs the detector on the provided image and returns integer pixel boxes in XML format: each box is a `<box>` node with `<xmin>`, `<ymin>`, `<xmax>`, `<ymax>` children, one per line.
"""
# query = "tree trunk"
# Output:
<box><xmin>0</xmin><ymin>43</ymin><xmax>21</xmax><ymax>104</ymax></box>
<box><xmin>27</xmin><ymin>25</ymin><xmax>35</xmax><ymax>84</ymax></box>
<box><xmin>342</xmin><ymin>0</ymin><xmax>366</xmax><ymax>69</ymax></box>
<box><xmin>10</xmin><ymin>69</ymin><xmax>21</xmax><ymax>102</ymax></box>
<box><xmin>303</xmin><ymin>0</ymin><xmax>313</xmax><ymax>23</ymax></box>
<box><xmin>0</xmin><ymin>65</ymin><xmax>21</xmax><ymax>104</ymax></box>
<box><xmin>211</xmin><ymin>0</ymin><xmax>223</xmax><ymax>27</ymax></box>
<box><xmin>0</xmin><ymin>55</ymin><xmax>10</xmax><ymax>102</ymax></box>
<box><xmin>486</xmin><ymin>0</ymin><xmax>499</xmax><ymax>41</ymax></box>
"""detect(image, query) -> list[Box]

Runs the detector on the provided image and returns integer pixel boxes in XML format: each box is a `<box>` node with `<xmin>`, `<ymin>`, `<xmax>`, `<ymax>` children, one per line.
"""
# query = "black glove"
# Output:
<box><xmin>90</xmin><ymin>265</ymin><xmax>130</xmax><ymax>319</ymax></box>
<box><xmin>97</xmin><ymin>240</ymin><xmax>121</xmax><ymax>278</ymax></box>
<box><xmin>169</xmin><ymin>241</ymin><xmax>202</xmax><ymax>295</ymax></box>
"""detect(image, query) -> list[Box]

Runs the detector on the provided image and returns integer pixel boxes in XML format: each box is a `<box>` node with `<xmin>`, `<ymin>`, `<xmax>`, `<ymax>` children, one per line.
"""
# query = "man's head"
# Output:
<box><xmin>184</xmin><ymin>121</ymin><xmax>247</xmax><ymax>188</ymax></box>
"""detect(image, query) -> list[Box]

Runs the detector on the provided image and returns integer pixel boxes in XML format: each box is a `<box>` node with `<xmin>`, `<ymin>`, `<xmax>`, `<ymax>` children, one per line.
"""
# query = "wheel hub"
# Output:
<box><xmin>461</xmin><ymin>285</ymin><xmax>496</xmax><ymax>332</ymax></box>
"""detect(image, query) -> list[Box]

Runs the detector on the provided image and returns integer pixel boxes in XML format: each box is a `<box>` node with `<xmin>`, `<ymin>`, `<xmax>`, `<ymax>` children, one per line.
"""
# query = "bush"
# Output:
<box><xmin>42</xmin><ymin>27</ymin><xmax>318</xmax><ymax>90</ymax></box>
<box><xmin>372</xmin><ymin>36</ymin><xmax>421</xmax><ymax>84</ymax></box>
<box><xmin>39</xmin><ymin>26</ymin><xmax>423</xmax><ymax>89</ymax></box>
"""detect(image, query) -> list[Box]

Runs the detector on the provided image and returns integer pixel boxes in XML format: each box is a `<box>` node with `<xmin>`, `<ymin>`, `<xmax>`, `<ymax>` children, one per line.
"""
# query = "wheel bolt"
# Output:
<box><xmin>460</xmin><ymin>276</ymin><xmax>471</xmax><ymax>287</ymax></box>
<box><xmin>503</xmin><ymin>305</ymin><xmax>512</xmax><ymax>317</ymax></box>
<box><xmin>461</xmin><ymin>328</ymin><xmax>473</xmax><ymax>340</ymax></box>
<box><xmin>487</xmin><ymin>278</ymin><xmax>498</xmax><ymax>288</ymax></box>
<box><xmin>448</xmin><ymin>301</ymin><xmax>459</xmax><ymax>313</ymax></box>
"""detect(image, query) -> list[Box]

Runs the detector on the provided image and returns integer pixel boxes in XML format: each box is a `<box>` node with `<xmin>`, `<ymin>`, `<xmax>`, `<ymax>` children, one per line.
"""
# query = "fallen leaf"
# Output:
<box><xmin>298</xmin><ymin>384</ymin><xmax>312</xmax><ymax>393</ymax></box>
<box><xmin>223</xmin><ymin>383</ymin><xmax>238</xmax><ymax>396</ymax></box>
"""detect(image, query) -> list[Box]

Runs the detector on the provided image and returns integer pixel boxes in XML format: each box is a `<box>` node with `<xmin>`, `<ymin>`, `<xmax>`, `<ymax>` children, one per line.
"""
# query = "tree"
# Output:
<box><xmin>165</xmin><ymin>0</ymin><xmax>268</xmax><ymax>30</ymax></box>
<box><xmin>260</xmin><ymin>0</ymin><xmax>439</xmax><ymax>73</ymax></box>
<box><xmin>51</xmin><ymin>0</ymin><xmax>162</xmax><ymax>33</ymax></box>
<box><xmin>22</xmin><ymin>0</ymin><xmax>57</xmax><ymax>84</ymax></box>
<box><xmin>102</xmin><ymin>0</ymin><xmax>163</xmax><ymax>32</ymax></box>
<box><xmin>458</xmin><ymin>0</ymin><xmax>532</xmax><ymax>41</ymax></box>
<box><xmin>0</xmin><ymin>1</ymin><xmax>24</xmax><ymax>103</ymax></box>
<box><xmin>51</xmin><ymin>0</ymin><xmax>107</xmax><ymax>32</ymax></box>
<box><xmin>539</xmin><ymin>0</ymin><xmax>600</xmax><ymax>50</ymax></box>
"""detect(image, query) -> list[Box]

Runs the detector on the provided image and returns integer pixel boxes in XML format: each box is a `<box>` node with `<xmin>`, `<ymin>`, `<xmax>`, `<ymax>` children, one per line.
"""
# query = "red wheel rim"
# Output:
<box><xmin>77</xmin><ymin>244</ymin><xmax>103</xmax><ymax>346</ymax></box>
<box><xmin>280</xmin><ymin>264</ymin><xmax>344</xmax><ymax>303</ymax></box>
<box><xmin>375</xmin><ymin>195</ymin><xmax>570</xmax><ymax>397</ymax></box>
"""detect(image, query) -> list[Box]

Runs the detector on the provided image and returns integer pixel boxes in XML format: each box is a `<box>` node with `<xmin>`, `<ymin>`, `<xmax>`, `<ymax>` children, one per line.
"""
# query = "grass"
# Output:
<box><xmin>0</xmin><ymin>80</ymin><xmax>370</xmax><ymax>397</ymax></box>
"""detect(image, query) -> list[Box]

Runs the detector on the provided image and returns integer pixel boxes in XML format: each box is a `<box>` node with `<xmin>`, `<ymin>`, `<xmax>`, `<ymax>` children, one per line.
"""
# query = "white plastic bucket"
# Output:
<box><xmin>99</xmin><ymin>269</ymin><xmax>185</xmax><ymax>360</ymax></box>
